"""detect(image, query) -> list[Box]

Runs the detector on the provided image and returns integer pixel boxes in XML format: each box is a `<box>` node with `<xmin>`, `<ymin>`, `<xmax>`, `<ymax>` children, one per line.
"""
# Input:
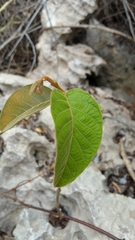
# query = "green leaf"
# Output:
<box><xmin>0</xmin><ymin>84</ymin><xmax>51</xmax><ymax>133</ymax></box>
<box><xmin>51</xmin><ymin>88</ymin><xmax>102</xmax><ymax>187</ymax></box>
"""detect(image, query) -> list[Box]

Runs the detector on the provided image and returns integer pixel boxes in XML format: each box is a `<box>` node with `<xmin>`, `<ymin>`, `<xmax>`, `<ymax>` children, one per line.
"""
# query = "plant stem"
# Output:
<box><xmin>55</xmin><ymin>187</ymin><xmax>61</xmax><ymax>212</ymax></box>
<box><xmin>29</xmin><ymin>76</ymin><xmax>66</xmax><ymax>95</ymax></box>
<box><xmin>40</xmin><ymin>76</ymin><xmax>65</xmax><ymax>93</ymax></box>
<box><xmin>0</xmin><ymin>191</ymin><xmax>124</xmax><ymax>240</ymax></box>
<box><xmin>64</xmin><ymin>215</ymin><xmax>124</xmax><ymax>240</ymax></box>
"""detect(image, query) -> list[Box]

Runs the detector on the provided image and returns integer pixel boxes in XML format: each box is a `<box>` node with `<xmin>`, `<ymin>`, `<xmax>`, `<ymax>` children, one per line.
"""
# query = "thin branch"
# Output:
<box><xmin>118</xmin><ymin>0</ymin><xmax>135</xmax><ymax>10</ymax></box>
<box><xmin>122</xmin><ymin>0</ymin><xmax>135</xmax><ymax>41</ymax></box>
<box><xmin>5</xmin><ymin>173</ymin><xmax>44</xmax><ymax>194</ymax></box>
<box><xmin>93</xmin><ymin>0</ymin><xmax>114</xmax><ymax>18</ymax></box>
<box><xmin>27</xmin><ymin>24</ymin><xmax>42</xmax><ymax>34</ymax></box>
<box><xmin>0</xmin><ymin>1</ymin><xmax>42</xmax><ymax>52</ymax></box>
<box><xmin>0</xmin><ymin>191</ymin><xmax>124</xmax><ymax>240</ymax></box>
<box><xmin>126</xmin><ymin>0</ymin><xmax>135</xmax><ymax>22</ymax></box>
<box><xmin>43</xmin><ymin>24</ymin><xmax>135</xmax><ymax>42</ymax></box>
<box><xmin>5</xmin><ymin>0</ymin><xmax>44</xmax><ymax>59</ymax></box>
<box><xmin>55</xmin><ymin>188</ymin><xmax>61</xmax><ymax>212</ymax></box>
<box><xmin>25</xmin><ymin>33</ymin><xmax>37</xmax><ymax>71</ymax></box>
<box><xmin>120</xmin><ymin>137</ymin><xmax>135</xmax><ymax>182</ymax></box>
<box><xmin>0</xmin><ymin>23</ymin><xmax>24</xmax><ymax>51</ymax></box>
<box><xmin>112</xmin><ymin>181</ymin><xmax>122</xmax><ymax>194</ymax></box>
<box><xmin>65</xmin><ymin>215</ymin><xmax>124</xmax><ymax>240</ymax></box>
<box><xmin>100</xmin><ymin>10</ymin><xmax>125</xmax><ymax>22</ymax></box>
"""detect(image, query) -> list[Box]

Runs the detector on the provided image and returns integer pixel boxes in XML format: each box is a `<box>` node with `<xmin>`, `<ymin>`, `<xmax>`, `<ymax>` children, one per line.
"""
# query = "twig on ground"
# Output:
<box><xmin>111</xmin><ymin>181</ymin><xmax>122</xmax><ymax>194</ymax></box>
<box><xmin>27</xmin><ymin>24</ymin><xmax>42</xmax><ymax>34</ymax></box>
<box><xmin>5</xmin><ymin>1</ymin><xmax>43</xmax><ymax>60</ymax></box>
<box><xmin>0</xmin><ymin>23</ymin><xmax>24</xmax><ymax>51</ymax></box>
<box><xmin>126</xmin><ymin>1</ymin><xmax>135</xmax><ymax>22</ymax></box>
<box><xmin>122</xmin><ymin>0</ymin><xmax>135</xmax><ymax>41</ymax></box>
<box><xmin>0</xmin><ymin>191</ymin><xmax>124</xmax><ymax>240</ymax></box>
<box><xmin>118</xmin><ymin>0</ymin><xmax>135</xmax><ymax>10</ymax></box>
<box><xmin>43</xmin><ymin>24</ymin><xmax>135</xmax><ymax>42</ymax></box>
<box><xmin>120</xmin><ymin>137</ymin><xmax>135</xmax><ymax>182</ymax></box>
<box><xmin>99</xmin><ymin>10</ymin><xmax>125</xmax><ymax>22</ymax></box>
<box><xmin>25</xmin><ymin>33</ymin><xmax>37</xmax><ymax>71</ymax></box>
<box><xmin>93</xmin><ymin>0</ymin><xmax>114</xmax><ymax>18</ymax></box>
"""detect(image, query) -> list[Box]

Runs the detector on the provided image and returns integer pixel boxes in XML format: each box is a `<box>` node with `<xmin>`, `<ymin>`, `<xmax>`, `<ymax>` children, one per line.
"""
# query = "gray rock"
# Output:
<box><xmin>13</xmin><ymin>165</ymin><xmax>135</xmax><ymax>240</ymax></box>
<box><xmin>94</xmin><ymin>87</ymin><xmax>135</xmax><ymax>167</ymax></box>
<box><xmin>86</xmin><ymin>20</ymin><xmax>135</xmax><ymax>102</ymax></box>
<box><xmin>0</xmin><ymin>73</ymin><xmax>33</xmax><ymax>94</ymax></box>
<box><xmin>0</xmin><ymin>127</ymin><xmax>55</xmax><ymax>189</ymax></box>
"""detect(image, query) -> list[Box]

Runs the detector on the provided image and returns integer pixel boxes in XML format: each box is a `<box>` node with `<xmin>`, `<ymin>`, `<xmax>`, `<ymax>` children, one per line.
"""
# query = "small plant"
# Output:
<box><xmin>0</xmin><ymin>76</ymin><xmax>123</xmax><ymax>239</ymax></box>
<box><xmin>0</xmin><ymin>76</ymin><xmax>102</xmax><ymax>187</ymax></box>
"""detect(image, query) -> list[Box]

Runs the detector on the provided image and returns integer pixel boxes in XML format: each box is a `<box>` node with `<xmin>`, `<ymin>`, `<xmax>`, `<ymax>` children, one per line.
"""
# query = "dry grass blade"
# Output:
<box><xmin>0</xmin><ymin>0</ymin><xmax>13</xmax><ymax>12</ymax></box>
<box><xmin>0</xmin><ymin>23</ymin><xmax>24</xmax><ymax>51</ymax></box>
<box><xmin>5</xmin><ymin>1</ymin><xmax>43</xmax><ymax>59</ymax></box>
<box><xmin>0</xmin><ymin>0</ymin><xmax>43</xmax><ymax>74</ymax></box>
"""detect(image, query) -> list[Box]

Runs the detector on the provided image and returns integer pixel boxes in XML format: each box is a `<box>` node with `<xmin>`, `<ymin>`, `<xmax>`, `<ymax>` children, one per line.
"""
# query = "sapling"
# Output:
<box><xmin>0</xmin><ymin>76</ymin><xmax>113</xmax><ymax>237</ymax></box>
<box><xmin>0</xmin><ymin>77</ymin><xmax>125</xmax><ymax>239</ymax></box>
<box><xmin>0</xmin><ymin>76</ymin><xmax>103</xmax><ymax>188</ymax></box>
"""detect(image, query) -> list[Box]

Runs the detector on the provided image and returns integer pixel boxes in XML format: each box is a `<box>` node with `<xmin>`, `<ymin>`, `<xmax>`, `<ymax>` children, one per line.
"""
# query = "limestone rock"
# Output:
<box><xmin>27</xmin><ymin>0</ymin><xmax>105</xmax><ymax>87</ymax></box>
<box><xmin>86</xmin><ymin>19</ymin><xmax>135</xmax><ymax>101</ymax></box>
<box><xmin>12</xmin><ymin>166</ymin><xmax>135</xmax><ymax>240</ymax></box>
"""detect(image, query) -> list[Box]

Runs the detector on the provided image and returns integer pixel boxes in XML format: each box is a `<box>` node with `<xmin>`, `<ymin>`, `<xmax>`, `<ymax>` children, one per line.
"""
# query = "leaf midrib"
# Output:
<box><xmin>56</xmin><ymin>94</ymin><xmax>74</xmax><ymax>185</ymax></box>
<box><xmin>65</xmin><ymin>94</ymin><xmax>74</xmax><ymax>163</ymax></box>
<box><xmin>0</xmin><ymin>100</ymin><xmax>50</xmax><ymax>132</ymax></box>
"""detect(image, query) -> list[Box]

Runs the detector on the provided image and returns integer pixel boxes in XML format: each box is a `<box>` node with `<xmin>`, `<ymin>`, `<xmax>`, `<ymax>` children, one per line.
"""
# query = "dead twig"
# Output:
<box><xmin>111</xmin><ymin>181</ymin><xmax>122</xmax><ymax>194</ymax></box>
<box><xmin>0</xmin><ymin>23</ymin><xmax>24</xmax><ymax>51</ymax></box>
<box><xmin>25</xmin><ymin>33</ymin><xmax>37</xmax><ymax>71</ymax></box>
<box><xmin>122</xmin><ymin>0</ymin><xmax>135</xmax><ymax>41</ymax></box>
<box><xmin>126</xmin><ymin>1</ymin><xmax>135</xmax><ymax>22</ymax></box>
<box><xmin>118</xmin><ymin>0</ymin><xmax>135</xmax><ymax>10</ymax></box>
<box><xmin>120</xmin><ymin>137</ymin><xmax>135</xmax><ymax>182</ymax></box>
<box><xmin>5</xmin><ymin>1</ymin><xmax>43</xmax><ymax>60</ymax></box>
<box><xmin>43</xmin><ymin>24</ymin><xmax>135</xmax><ymax>42</ymax></box>
<box><xmin>5</xmin><ymin>172</ymin><xmax>44</xmax><ymax>194</ymax></box>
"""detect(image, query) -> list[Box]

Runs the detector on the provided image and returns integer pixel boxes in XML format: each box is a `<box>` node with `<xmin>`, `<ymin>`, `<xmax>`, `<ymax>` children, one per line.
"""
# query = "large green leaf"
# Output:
<box><xmin>0</xmin><ymin>84</ymin><xmax>51</xmax><ymax>133</ymax></box>
<box><xmin>51</xmin><ymin>88</ymin><xmax>102</xmax><ymax>187</ymax></box>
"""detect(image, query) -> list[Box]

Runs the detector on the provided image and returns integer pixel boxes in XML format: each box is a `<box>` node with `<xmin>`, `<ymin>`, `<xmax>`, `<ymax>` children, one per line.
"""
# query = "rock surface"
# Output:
<box><xmin>27</xmin><ymin>0</ymin><xmax>105</xmax><ymax>89</ymax></box>
<box><xmin>86</xmin><ymin>19</ymin><xmax>135</xmax><ymax>102</ymax></box>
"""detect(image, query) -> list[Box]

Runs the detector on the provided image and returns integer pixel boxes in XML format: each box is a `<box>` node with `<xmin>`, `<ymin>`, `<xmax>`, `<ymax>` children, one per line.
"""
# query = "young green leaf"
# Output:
<box><xmin>51</xmin><ymin>88</ymin><xmax>102</xmax><ymax>187</ymax></box>
<box><xmin>0</xmin><ymin>84</ymin><xmax>51</xmax><ymax>133</ymax></box>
